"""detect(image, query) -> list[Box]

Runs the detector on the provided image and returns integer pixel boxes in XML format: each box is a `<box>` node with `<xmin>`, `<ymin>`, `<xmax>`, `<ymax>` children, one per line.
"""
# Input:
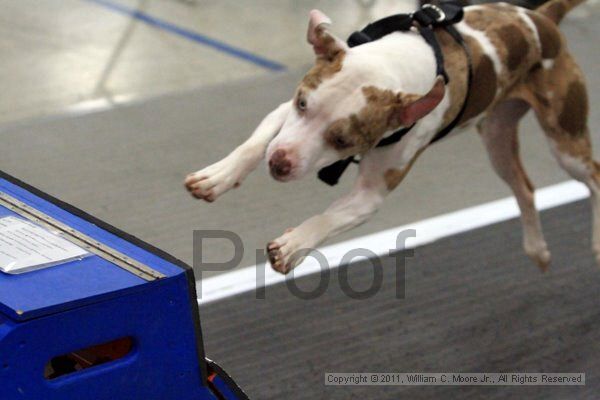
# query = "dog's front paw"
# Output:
<box><xmin>267</xmin><ymin>228</ymin><xmax>314</xmax><ymax>274</ymax></box>
<box><xmin>185</xmin><ymin>157</ymin><xmax>244</xmax><ymax>202</ymax></box>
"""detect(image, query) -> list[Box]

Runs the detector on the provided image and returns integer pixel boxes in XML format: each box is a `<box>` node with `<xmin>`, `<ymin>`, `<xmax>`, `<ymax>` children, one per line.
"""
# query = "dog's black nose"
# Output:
<box><xmin>271</xmin><ymin>161</ymin><xmax>291</xmax><ymax>177</ymax></box>
<box><xmin>269</xmin><ymin>150</ymin><xmax>292</xmax><ymax>178</ymax></box>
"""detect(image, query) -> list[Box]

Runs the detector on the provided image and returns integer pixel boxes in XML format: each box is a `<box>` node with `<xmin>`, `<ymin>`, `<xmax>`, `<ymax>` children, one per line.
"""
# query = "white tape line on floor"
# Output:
<box><xmin>197</xmin><ymin>180</ymin><xmax>589</xmax><ymax>305</ymax></box>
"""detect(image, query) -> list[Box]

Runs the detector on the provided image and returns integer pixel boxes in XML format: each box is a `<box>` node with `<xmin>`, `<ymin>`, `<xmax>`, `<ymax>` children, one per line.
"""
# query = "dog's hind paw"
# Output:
<box><xmin>533</xmin><ymin>251</ymin><xmax>551</xmax><ymax>272</ymax></box>
<box><xmin>523</xmin><ymin>237</ymin><xmax>551</xmax><ymax>272</ymax></box>
<box><xmin>525</xmin><ymin>246</ymin><xmax>551</xmax><ymax>272</ymax></box>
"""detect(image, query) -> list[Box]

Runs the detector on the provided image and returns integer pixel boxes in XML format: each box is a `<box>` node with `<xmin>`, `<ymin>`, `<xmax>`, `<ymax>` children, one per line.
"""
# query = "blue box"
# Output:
<box><xmin>0</xmin><ymin>172</ymin><xmax>247</xmax><ymax>400</ymax></box>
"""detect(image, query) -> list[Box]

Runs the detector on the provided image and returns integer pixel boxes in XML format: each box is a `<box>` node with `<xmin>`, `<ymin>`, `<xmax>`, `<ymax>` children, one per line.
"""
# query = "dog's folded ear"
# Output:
<box><xmin>307</xmin><ymin>9</ymin><xmax>348</xmax><ymax>60</ymax></box>
<box><xmin>391</xmin><ymin>76</ymin><xmax>446</xmax><ymax>127</ymax></box>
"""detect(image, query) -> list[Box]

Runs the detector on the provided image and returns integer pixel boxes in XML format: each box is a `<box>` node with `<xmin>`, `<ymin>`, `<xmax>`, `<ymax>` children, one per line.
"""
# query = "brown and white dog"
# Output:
<box><xmin>186</xmin><ymin>0</ymin><xmax>593</xmax><ymax>274</ymax></box>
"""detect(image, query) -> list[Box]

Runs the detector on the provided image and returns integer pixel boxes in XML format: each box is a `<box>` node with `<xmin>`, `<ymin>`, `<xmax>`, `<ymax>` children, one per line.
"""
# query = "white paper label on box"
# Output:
<box><xmin>0</xmin><ymin>216</ymin><xmax>89</xmax><ymax>274</ymax></box>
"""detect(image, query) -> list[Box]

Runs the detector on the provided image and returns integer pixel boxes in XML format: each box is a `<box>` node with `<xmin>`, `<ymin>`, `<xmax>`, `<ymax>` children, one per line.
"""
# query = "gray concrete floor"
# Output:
<box><xmin>0</xmin><ymin>2</ymin><xmax>598</xmax><ymax>279</ymax></box>
<box><xmin>0</xmin><ymin>0</ymin><xmax>415</xmax><ymax>125</ymax></box>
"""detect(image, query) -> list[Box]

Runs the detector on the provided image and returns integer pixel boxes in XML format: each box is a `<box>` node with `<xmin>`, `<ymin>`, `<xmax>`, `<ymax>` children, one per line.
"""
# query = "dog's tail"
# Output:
<box><xmin>537</xmin><ymin>0</ymin><xmax>586</xmax><ymax>24</ymax></box>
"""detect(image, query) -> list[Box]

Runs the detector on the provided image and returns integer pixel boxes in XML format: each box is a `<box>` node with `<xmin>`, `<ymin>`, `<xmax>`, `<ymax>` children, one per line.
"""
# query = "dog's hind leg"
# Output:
<box><xmin>522</xmin><ymin>54</ymin><xmax>600</xmax><ymax>263</ymax></box>
<box><xmin>545</xmin><ymin>130</ymin><xmax>600</xmax><ymax>264</ymax></box>
<box><xmin>478</xmin><ymin>98</ymin><xmax>551</xmax><ymax>271</ymax></box>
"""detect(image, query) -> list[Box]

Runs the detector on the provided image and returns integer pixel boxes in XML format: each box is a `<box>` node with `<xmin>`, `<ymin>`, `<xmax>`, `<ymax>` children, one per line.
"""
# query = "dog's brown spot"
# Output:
<box><xmin>534</xmin><ymin>89</ymin><xmax>551</xmax><ymax>109</ymax></box>
<box><xmin>486</xmin><ymin>3</ymin><xmax>517</xmax><ymax>11</ymax></box>
<box><xmin>442</xmin><ymin>6</ymin><xmax>538</xmax><ymax>123</ymax></box>
<box><xmin>302</xmin><ymin>50</ymin><xmax>346</xmax><ymax>90</ymax></box>
<box><xmin>460</xmin><ymin>47</ymin><xmax>498</xmax><ymax>122</ymax></box>
<box><xmin>362</xmin><ymin>86</ymin><xmax>417</xmax><ymax>130</ymax></box>
<box><xmin>383</xmin><ymin>149</ymin><xmax>425</xmax><ymax>191</ymax></box>
<box><xmin>359</xmin><ymin>87</ymin><xmax>416</xmax><ymax>138</ymax></box>
<box><xmin>528</xmin><ymin>12</ymin><xmax>562</xmax><ymax>59</ymax></box>
<box><xmin>323</xmin><ymin>117</ymin><xmax>368</xmax><ymax>154</ymax></box>
<box><xmin>362</xmin><ymin>86</ymin><xmax>398</xmax><ymax>105</ymax></box>
<box><xmin>384</xmin><ymin>169</ymin><xmax>406</xmax><ymax>191</ymax></box>
<box><xmin>323</xmin><ymin>112</ymin><xmax>386</xmax><ymax>157</ymax></box>
<box><xmin>463</xmin><ymin>5</ymin><xmax>548</xmax><ymax>90</ymax></box>
<box><xmin>558</xmin><ymin>80</ymin><xmax>588</xmax><ymax>136</ymax></box>
<box><xmin>498</xmin><ymin>24</ymin><xmax>530</xmax><ymax>71</ymax></box>
<box><xmin>463</xmin><ymin>9</ymin><xmax>492</xmax><ymax>31</ymax></box>
<box><xmin>321</xmin><ymin>86</ymin><xmax>431</xmax><ymax>155</ymax></box>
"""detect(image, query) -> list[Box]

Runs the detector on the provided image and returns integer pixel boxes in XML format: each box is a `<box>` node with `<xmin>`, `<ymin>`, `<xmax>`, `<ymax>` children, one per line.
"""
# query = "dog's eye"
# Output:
<box><xmin>297</xmin><ymin>97</ymin><xmax>307</xmax><ymax>111</ymax></box>
<box><xmin>332</xmin><ymin>135</ymin><xmax>352</xmax><ymax>150</ymax></box>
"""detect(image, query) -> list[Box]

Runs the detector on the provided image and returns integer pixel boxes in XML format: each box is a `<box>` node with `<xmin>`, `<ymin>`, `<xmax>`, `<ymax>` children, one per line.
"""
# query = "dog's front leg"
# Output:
<box><xmin>185</xmin><ymin>100</ymin><xmax>292</xmax><ymax>202</ymax></box>
<box><xmin>267</xmin><ymin>153</ymin><xmax>399</xmax><ymax>274</ymax></box>
<box><xmin>267</xmin><ymin>132</ymin><xmax>429</xmax><ymax>274</ymax></box>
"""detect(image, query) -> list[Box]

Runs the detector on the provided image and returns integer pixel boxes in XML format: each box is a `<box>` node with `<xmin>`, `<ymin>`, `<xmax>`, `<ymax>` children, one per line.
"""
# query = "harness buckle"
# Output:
<box><xmin>421</xmin><ymin>4</ymin><xmax>446</xmax><ymax>22</ymax></box>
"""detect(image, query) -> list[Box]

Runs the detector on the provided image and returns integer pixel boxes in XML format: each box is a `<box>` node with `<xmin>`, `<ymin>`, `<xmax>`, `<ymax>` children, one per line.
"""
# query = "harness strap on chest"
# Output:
<box><xmin>318</xmin><ymin>1</ymin><xmax>472</xmax><ymax>186</ymax></box>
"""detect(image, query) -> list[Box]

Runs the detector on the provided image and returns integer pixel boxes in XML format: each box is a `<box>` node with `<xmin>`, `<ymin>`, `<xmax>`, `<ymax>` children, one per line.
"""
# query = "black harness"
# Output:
<box><xmin>317</xmin><ymin>1</ymin><xmax>473</xmax><ymax>186</ymax></box>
